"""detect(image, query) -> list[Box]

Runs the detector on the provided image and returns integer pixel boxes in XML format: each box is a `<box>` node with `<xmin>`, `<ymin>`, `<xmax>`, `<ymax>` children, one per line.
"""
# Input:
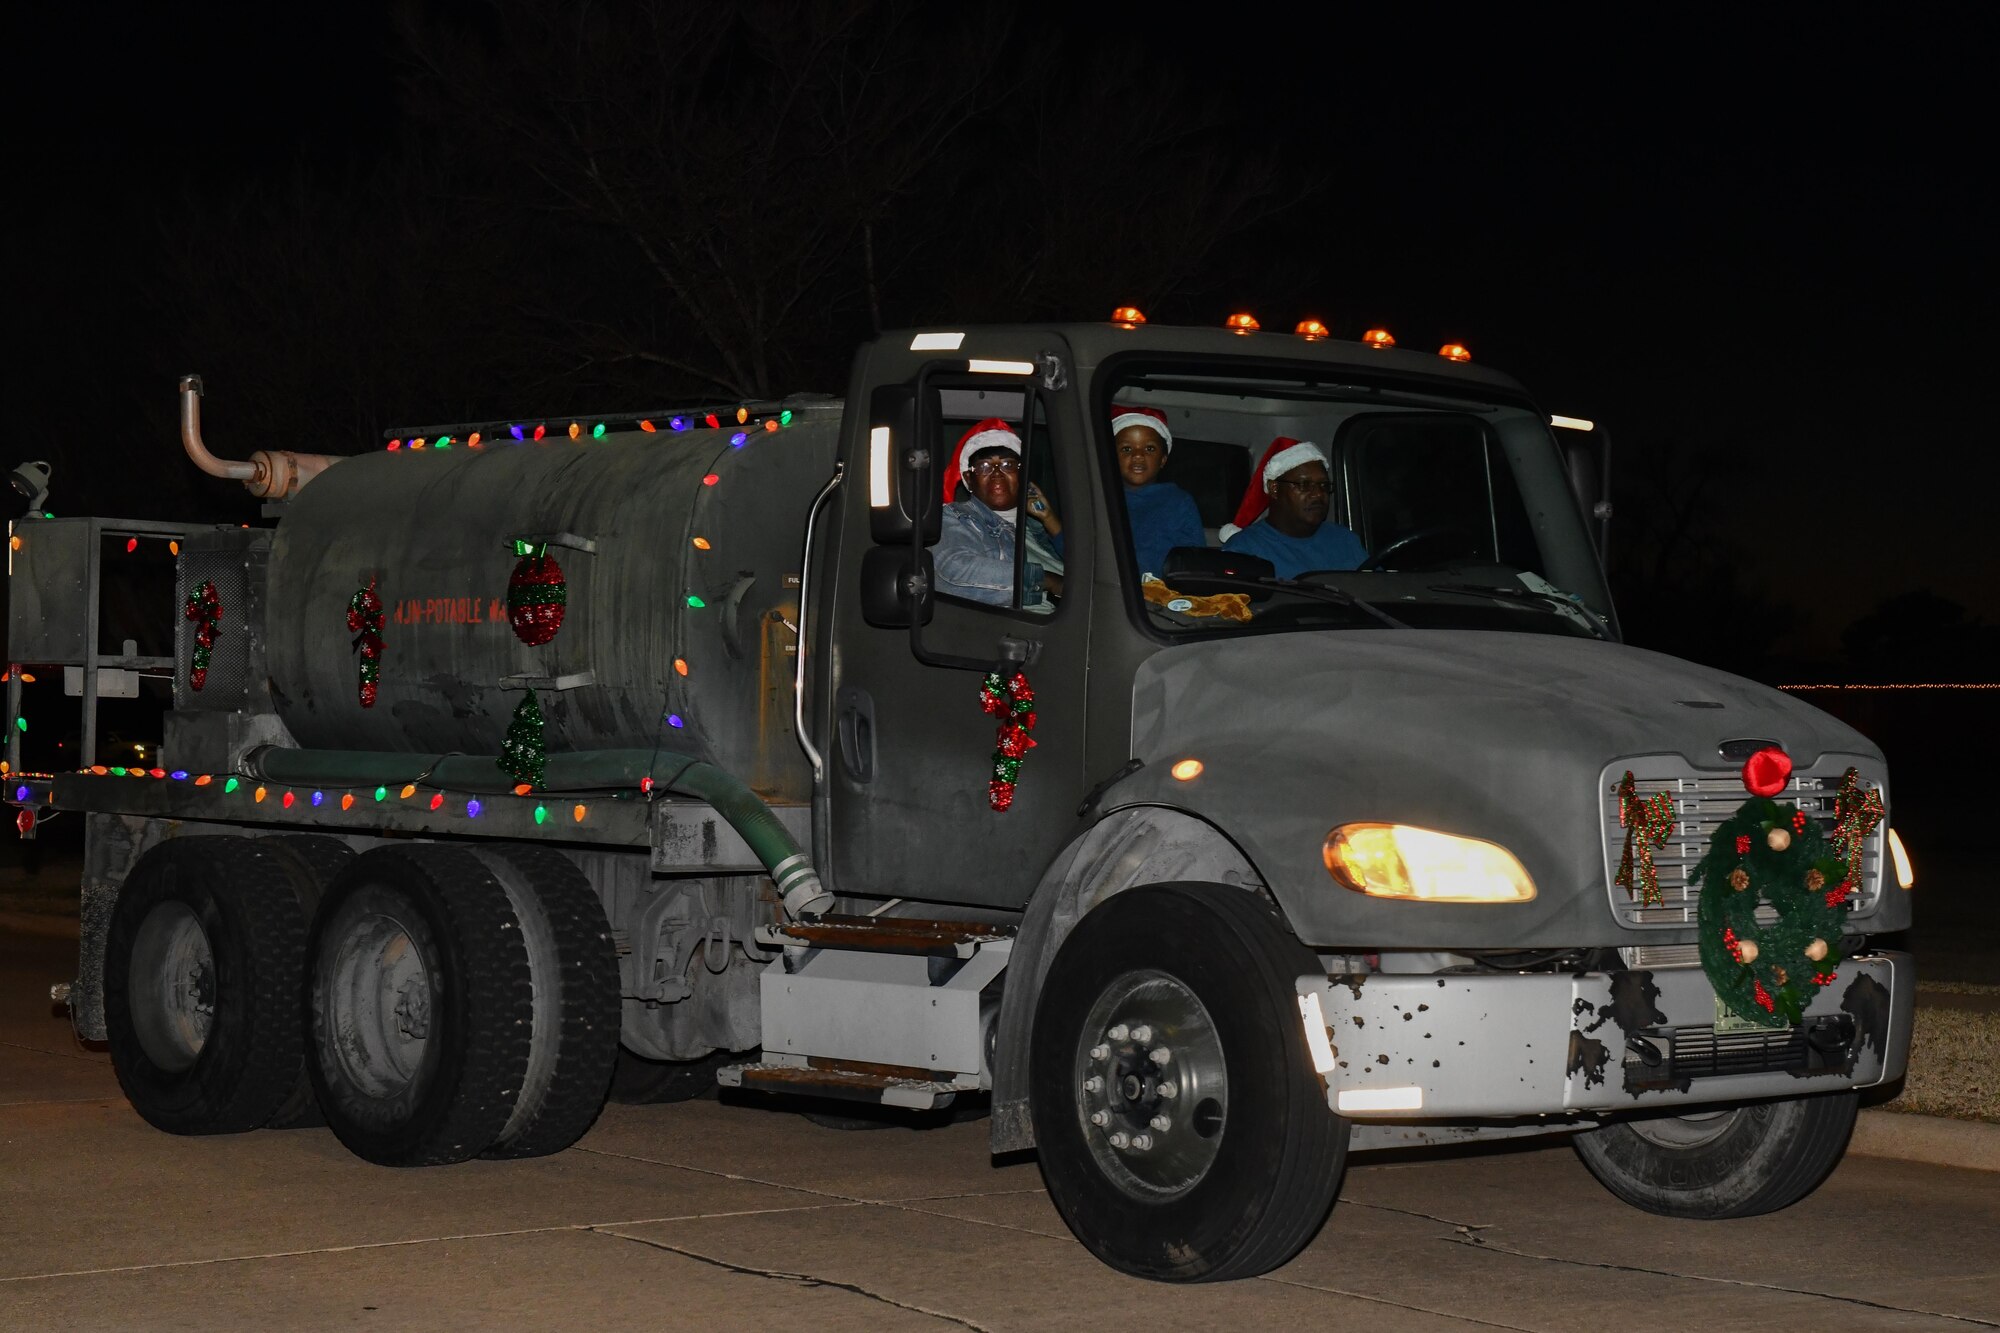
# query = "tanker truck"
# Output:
<box><xmin>5</xmin><ymin>317</ymin><xmax>1915</xmax><ymax>1282</ymax></box>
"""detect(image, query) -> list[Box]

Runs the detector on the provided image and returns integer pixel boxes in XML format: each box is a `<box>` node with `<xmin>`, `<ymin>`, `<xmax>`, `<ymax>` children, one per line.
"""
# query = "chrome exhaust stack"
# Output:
<box><xmin>180</xmin><ymin>375</ymin><xmax>340</xmax><ymax>499</ymax></box>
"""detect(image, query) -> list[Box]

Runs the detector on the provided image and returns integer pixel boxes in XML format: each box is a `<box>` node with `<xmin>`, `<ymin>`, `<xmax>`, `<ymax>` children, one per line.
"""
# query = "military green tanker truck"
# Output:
<box><xmin>5</xmin><ymin>317</ymin><xmax>1915</xmax><ymax>1281</ymax></box>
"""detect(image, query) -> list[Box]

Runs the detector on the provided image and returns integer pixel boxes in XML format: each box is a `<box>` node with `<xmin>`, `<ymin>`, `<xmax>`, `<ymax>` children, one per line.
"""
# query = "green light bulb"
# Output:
<box><xmin>224</xmin><ymin>777</ymin><xmax>239</xmax><ymax>793</ymax></box>
<box><xmin>374</xmin><ymin>786</ymin><xmax>387</xmax><ymax>802</ymax></box>
<box><xmin>534</xmin><ymin>805</ymin><xmax>548</xmax><ymax>825</ymax></box>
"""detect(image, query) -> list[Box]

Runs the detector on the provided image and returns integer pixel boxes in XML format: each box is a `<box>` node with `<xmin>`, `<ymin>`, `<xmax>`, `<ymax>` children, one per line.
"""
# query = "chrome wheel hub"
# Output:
<box><xmin>1074</xmin><ymin>969</ymin><xmax>1227</xmax><ymax>1199</ymax></box>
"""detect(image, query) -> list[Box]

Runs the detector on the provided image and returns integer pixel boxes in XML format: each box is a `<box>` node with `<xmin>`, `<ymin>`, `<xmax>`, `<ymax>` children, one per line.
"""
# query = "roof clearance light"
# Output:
<box><xmin>1294</xmin><ymin>320</ymin><xmax>1330</xmax><ymax>341</ymax></box>
<box><xmin>1111</xmin><ymin>306</ymin><xmax>1147</xmax><ymax>328</ymax></box>
<box><xmin>1438</xmin><ymin>343</ymin><xmax>1471</xmax><ymax>362</ymax></box>
<box><xmin>968</xmin><ymin>359</ymin><xmax>1036</xmax><ymax>375</ymax></box>
<box><xmin>1549</xmin><ymin>414</ymin><xmax>1596</xmax><ymax>432</ymax></box>
<box><xmin>1361</xmin><ymin>328</ymin><xmax>1396</xmax><ymax>349</ymax></box>
<box><xmin>1225</xmin><ymin>313</ymin><xmax>1260</xmax><ymax>335</ymax></box>
<box><xmin>1171</xmin><ymin>758</ymin><xmax>1204</xmax><ymax>781</ymax></box>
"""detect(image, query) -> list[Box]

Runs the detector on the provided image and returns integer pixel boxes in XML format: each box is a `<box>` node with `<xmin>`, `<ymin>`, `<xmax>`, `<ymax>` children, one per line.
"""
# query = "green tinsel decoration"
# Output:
<box><xmin>498</xmin><ymin>688</ymin><xmax>547</xmax><ymax>789</ymax></box>
<box><xmin>1691</xmin><ymin>796</ymin><xmax>1852</xmax><ymax>1028</ymax></box>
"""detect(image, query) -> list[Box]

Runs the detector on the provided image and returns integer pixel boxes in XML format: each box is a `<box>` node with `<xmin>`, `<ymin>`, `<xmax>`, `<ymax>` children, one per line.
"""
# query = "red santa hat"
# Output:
<box><xmin>1221</xmin><ymin>436</ymin><xmax>1328</xmax><ymax>537</ymax></box>
<box><xmin>1109</xmin><ymin>405</ymin><xmax>1173</xmax><ymax>453</ymax></box>
<box><xmin>943</xmin><ymin>418</ymin><xmax>1022</xmax><ymax>503</ymax></box>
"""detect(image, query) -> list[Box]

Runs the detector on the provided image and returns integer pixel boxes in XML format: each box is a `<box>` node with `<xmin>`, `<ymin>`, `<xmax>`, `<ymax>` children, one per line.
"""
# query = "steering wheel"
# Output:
<box><xmin>1365</xmin><ymin>525</ymin><xmax>1474</xmax><ymax>572</ymax></box>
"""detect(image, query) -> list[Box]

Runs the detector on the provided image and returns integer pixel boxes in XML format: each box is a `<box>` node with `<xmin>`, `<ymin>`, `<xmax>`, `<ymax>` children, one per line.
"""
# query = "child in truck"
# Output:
<box><xmin>1026</xmin><ymin>405</ymin><xmax>1204</xmax><ymax>578</ymax></box>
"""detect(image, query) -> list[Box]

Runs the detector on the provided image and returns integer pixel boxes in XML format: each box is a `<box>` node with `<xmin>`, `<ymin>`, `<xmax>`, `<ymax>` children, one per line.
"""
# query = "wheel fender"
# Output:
<box><xmin>988</xmin><ymin>804</ymin><xmax>1267</xmax><ymax>1154</ymax></box>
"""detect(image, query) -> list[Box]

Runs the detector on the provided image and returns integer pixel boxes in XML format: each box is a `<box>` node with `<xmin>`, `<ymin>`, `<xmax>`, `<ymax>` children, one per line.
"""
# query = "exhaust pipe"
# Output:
<box><xmin>180</xmin><ymin>375</ymin><xmax>340</xmax><ymax>499</ymax></box>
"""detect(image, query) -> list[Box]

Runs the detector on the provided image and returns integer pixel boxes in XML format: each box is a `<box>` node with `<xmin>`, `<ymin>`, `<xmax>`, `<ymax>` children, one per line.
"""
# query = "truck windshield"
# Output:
<box><xmin>1101</xmin><ymin>363</ymin><xmax>1613</xmax><ymax>640</ymax></box>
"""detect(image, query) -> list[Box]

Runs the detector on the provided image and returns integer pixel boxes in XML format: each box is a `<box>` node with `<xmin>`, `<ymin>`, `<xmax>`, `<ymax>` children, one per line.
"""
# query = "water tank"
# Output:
<box><xmin>263</xmin><ymin>408</ymin><xmax>842</xmax><ymax>799</ymax></box>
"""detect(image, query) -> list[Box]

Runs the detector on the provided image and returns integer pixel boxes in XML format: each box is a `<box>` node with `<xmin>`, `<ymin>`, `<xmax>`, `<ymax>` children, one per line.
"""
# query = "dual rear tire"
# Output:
<box><xmin>104</xmin><ymin>836</ymin><xmax>619</xmax><ymax>1165</ymax></box>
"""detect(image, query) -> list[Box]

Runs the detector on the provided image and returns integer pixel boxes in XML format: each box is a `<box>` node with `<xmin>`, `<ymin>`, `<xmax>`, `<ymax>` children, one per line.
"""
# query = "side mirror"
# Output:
<box><xmin>866</xmin><ymin>383</ymin><xmax>940</xmax><ymax>546</ymax></box>
<box><xmin>859</xmin><ymin>545</ymin><xmax>935</xmax><ymax>628</ymax></box>
<box><xmin>1555</xmin><ymin>424</ymin><xmax>1611</xmax><ymax>557</ymax></box>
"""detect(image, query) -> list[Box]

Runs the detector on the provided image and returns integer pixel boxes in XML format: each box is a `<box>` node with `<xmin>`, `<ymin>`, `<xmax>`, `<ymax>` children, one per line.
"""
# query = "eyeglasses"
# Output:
<box><xmin>969</xmin><ymin>458</ymin><xmax>1021</xmax><ymax>477</ymax></box>
<box><xmin>1276</xmin><ymin>478</ymin><xmax>1330</xmax><ymax>495</ymax></box>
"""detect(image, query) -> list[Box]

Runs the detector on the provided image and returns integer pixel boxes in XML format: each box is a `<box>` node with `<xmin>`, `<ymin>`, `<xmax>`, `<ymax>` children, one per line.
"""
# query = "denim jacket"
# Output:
<box><xmin>935</xmin><ymin>499</ymin><xmax>1053</xmax><ymax>608</ymax></box>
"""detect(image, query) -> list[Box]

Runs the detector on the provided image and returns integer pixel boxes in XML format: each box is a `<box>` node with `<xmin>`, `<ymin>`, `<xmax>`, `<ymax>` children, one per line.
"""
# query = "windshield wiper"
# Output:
<box><xmin>1177</xmin><ymin>572</ymin><xmax>1408</xmax><ymax>629</ymax></box>
<box><xmin>1428</xmin><ymin>584</ymin><xmax>1612</xmax><ymax>640</ymax></box>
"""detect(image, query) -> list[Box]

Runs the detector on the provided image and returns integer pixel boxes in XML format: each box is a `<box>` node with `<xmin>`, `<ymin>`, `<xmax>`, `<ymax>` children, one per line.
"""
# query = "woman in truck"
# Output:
<box><xmin>935</xmin><ymin>418</ymin><xmax>1063</xmax><ymax>609</ymax></box>
<box><xmin>1027</xmin><ymin>405</ymin><xmax>1204</xmax><ymax>579</ymax></box>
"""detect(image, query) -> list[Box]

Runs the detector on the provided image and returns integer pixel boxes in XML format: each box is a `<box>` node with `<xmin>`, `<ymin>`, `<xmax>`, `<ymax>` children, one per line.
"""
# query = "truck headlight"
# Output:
<box><xmin>1322</xmin><ymin>824</ymin><xmax>1537</xmax><ymax>903</ymax></box>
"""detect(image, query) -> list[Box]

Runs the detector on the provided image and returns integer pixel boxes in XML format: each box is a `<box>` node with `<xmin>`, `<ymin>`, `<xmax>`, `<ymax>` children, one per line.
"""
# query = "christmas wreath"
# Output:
<box><xmin>346</xmin><ymin>577</ymin><xmax>385</xmax><ymax>708</ymax></box>
<box><xmin>1688</xmin><ymin>749</ymin><xmax>1881</xmax><ymax>1027</ymax></box>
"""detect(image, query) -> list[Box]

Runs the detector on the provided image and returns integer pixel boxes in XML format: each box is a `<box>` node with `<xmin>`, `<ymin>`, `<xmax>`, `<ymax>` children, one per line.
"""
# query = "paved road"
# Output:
<box><xmin>3</xmin><ymin>928</ymin><xmax>1995</xmax><ymax>1332</ymax></box>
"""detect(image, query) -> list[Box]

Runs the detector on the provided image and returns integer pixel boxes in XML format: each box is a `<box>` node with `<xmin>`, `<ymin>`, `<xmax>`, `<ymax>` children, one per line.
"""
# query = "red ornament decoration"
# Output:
<box><xmin>1734</xmin><ymin>834</ymin><xmax>1752</xmax><ymax>854</ymax></box>
<box><xmin>979</xmin><ymin>671</ymin><xmax>1037</xmax><ymax>812</ymax></box>
<box><xmin>347</xmin><ymin>578</ymin><xmax>385</xmax><ymax>708</ymax></box>
<box><xmin>184</xmin><ymin>580</ymin><xmax>222</xmax><ymax>691</ymax></box>
<box><xmin>1614</xmin><ymin>772</ymin><xmax>1676</xmax><ymax>907</ymax></box>
<box><xmin>1741</xmin><ymin>746</ymin><xmax>1792</xmax><ymax>797</ymax></box>
<box><xmin>506</xmin><ymin>543</ymin><xmax>568</xmax><ymax>646</ymax></box>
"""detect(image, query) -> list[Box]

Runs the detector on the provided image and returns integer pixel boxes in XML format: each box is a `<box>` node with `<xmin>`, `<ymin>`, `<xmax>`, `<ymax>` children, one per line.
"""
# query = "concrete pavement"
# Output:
<box><xmin>4</xmin><ymin>929</ymin><xmax>1998</xmax><ymax>1331</ymax></box>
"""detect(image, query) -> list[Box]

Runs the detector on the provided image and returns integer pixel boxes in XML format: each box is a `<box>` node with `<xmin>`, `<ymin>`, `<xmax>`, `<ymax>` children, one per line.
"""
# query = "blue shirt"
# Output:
<box><xmin>1221</xmin><ymin>517</ymin><xmax>1368</xmax><ymax>579</ymax></box>
<box><xmin>936</xmin><ymin>499</ymin><xmax>1051</xmax><ymax>607</ymax></box>
<box><xmin>1047</xmin><ymin>481</ymin><xmax>1205</xmax><ymax>577</ymax></box>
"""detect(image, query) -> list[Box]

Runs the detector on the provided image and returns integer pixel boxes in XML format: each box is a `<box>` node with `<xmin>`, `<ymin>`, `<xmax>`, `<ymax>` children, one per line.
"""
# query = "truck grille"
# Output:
<box><xmin>1601</xmin><ymin>759</ymin><xmax>1884</xmax><ymax>929</ymax></box>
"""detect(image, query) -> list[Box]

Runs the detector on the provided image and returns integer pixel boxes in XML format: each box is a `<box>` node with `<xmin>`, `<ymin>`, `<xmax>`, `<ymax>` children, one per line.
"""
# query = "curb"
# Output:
<box><xmin>1850</xmin><ymin>1109</ymin><xmax>2000</xmax><ymax>1172</ymax></box>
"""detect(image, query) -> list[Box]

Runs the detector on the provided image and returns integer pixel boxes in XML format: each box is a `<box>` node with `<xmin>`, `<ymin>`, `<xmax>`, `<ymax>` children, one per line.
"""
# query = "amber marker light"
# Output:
<box><xmin>1438</xmin><ymin>343</ymin><xmax>1471</xmax><ymax>362</ymax></box>
<box><xmin>1361</xmin><ymin>328</ymin><xmax>1396</xmax><ymax>349</ymax></box>
<box><xmin>1295</xmin><ymin>319</ymin><xmax>1330</xmax><ymax>341</ymax></box>
<box><xmin>1887</xmin><ymin>828</ymin><xmax>1915</xmax><ymax>889</ymax></box>
<box><xmin>1225</xmin><ymin>312</ymin><xmax>1260</xmax><ymax>335</ymax></box>
<box><xmin>1171</xmin><ymin>758</ymin><xmax>1204</xmax><ymax>781</ymax></box>
<box><xmin>1110</xmin><ymin>306</ymin><xmax>1147</xmax><ymax>328</ymax></box>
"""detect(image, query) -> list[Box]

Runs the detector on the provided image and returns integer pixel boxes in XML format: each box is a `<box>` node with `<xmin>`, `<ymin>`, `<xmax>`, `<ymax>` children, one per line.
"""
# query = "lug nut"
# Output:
<box><xmin>1150</xmin><ymin>1114</ymin><xmax>1172</xmax><ymax>1132</ymax></box>
<box><xmin>1089</xmin><ymin>1043</ymin><xmax>1110</xmax><ymax>1060</ymax></box>
<box><xmin>1130</xmin><ymin>1024</ymin><xmax>1153</xmax><ymax>1043</ymax></box>
<box><xmin>1083</xmin><ymin>1075</ymin><xmax>1103</xmax><ymax>1093</ymax></box>
<box><xmin>1156</xmin><ymin>1081</ymin><xmax>1178</xmax><ymax>1099</ymax></box>
<box><xmin>1149</xmin><ymin>1046</ymin><xmax>1172</xmax><ymax>1066</ymax></box>
<box><xmin>1132</xmin><ymin>1133</ymin><xmax>1153</xmax><ymax>1151</ymax></box>
<box><xmin>1089</xmin><ymin>1110</ymin><xmax>1109</xmax><ymax>1127</ymax></box>
<box><xmin>1107</xmin><ymin>1023</ymin><xmax>1130</xmax><ymax>1041</ymax></box>
<box><xmin>1108</xmin><ymin>1131</ymin><xmax>1130</xmax><ymax>1149</ymax></box>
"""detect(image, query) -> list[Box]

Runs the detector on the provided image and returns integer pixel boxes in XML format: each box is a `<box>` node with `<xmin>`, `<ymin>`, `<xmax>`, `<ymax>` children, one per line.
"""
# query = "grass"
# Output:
<box><xmin>1880</xmin><ymin>1004</ymin><xmax>2000</xmax><ymax>1123</ymax></box>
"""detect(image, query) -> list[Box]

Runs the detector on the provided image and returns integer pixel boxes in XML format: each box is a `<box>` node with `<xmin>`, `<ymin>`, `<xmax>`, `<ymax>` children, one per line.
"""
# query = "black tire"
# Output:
<box><xmin>305</xmin><ymin>845</ymin><xmax>533</xmax><ymax>1166</ymax></box>
<box><xmin>258</xmin><ymin>835</ymin><xmax>355</xmax><ymax>1130</ymax></box>
<box><xmin>1571</xmin><ymin>1091</ymin><xmax>1859</xmax><ymax>1218</ymax></box>
<box><xmin>103</xmin><ymin>837</ymin><xmax>309</xmax><ymax>1135</ymax></box>
<box><xmin>1029</xmin><ymin>883</ymin><xmax>1347</xmax><ymax>1282</ymax></box>
<box><xmin>470</xmin><ymin>846</ymin><xmax>621</xmax><ymax>1159</ymax></box>
<box><xmin>610</xmin><ymin>1047</ymin><xmax>736</xmax><ymax>1105</ymax></box>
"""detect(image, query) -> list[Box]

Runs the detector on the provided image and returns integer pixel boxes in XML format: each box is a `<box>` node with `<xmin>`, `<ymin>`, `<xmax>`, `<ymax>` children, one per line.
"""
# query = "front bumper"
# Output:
<box><xmin>1297</xmin><ymin>951</ymin><xmax>1912</xmax><ymax>1119</ymax></box>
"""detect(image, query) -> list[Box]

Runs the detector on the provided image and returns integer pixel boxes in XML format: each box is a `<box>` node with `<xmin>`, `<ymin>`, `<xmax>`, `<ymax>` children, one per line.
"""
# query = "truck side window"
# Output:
<box><xmin>930</xmin><ymin>387</ymin><xmax>1062</xmax><ymax>615</ymax></box>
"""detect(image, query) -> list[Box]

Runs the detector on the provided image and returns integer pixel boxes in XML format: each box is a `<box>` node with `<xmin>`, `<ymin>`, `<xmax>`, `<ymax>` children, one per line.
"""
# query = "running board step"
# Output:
<box><xmin>716</xmin><ymin>1059</ymin><xmax>967</xmax><ymax>1110</ymax></box>
<box><xmin>763</xmin><ymin>914</ymin><xmax>1016</xmax><ymax>959</ymax></box>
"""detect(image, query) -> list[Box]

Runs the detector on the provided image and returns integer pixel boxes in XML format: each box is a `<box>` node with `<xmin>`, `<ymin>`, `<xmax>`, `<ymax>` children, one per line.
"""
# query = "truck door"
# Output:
<box><xmin>817</xmin><ymin>334</ymin><xmax>1091</xmax><ymax>908</ymax></box>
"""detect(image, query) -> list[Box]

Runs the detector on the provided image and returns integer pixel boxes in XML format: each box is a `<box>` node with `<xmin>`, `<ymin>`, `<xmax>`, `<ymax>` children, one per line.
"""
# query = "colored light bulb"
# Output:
<box><xmin>170</xmin><ymin>770</ymin><xmax>188</xmax><ymax>780</ymax></box>
<box><xmin>568</xmin><ymin>422</ymin><xmax>582</xmax><ymax>439</ymax></box>
<box><xmin>466</xmin><ymin>799</ymin><xmax>482</xmax><ymax>818</ymax></box>
<box><xmin>704</xmin><ymin>413</ymin><xmax>720</xmax><ymax>429</ymax></box>
<box><xmin>401</xmin><ymin>784</ymin><xmax>417</xmax><ymax>799</ymax></box>
<box><xmin>255</xmin><ymin>786</ymin><xmax>268</xmax><ymax>803</ymax></box>
<box><xmin>640</xmin><ymin>420</ymin><xmax>656</xmax><ymax>432</ymax></box>
<box><xmin>736</xmin><ymin>406</ymin><xmax>749</xmax><ymax>424</ymax></box>
<box><xmin>534</xmin><ymin>804</ymin><xmax>548</xmax><ymax>825</ymax></box>
<box><xmin>311</xmin><ymin>790</ymin><xmax>324</xmax><ymax>806</ymax></box>
<box><xmin>780</xmin><ymin>410</ymin><xmax>793</xmax><ymax>426</ymax></box>
<box><xmin>194</xmin><ymin>774</ymin><xmax>212</xmax><ymax>786</ymax></box>
<box><xmin>280</xmin><ymin>790</ymin><xmax>293</xmax><ymax>808</ymax></box>
<box><xmin>510</xmin><ymin>424</ymin><xmax>524</xmax><ymax>440</ymax></box>
<box><xmin>513</xmin><ymin>783</ymin><xmax>532</xmax><ymax>796</ymax></box>
<box><xmin>674</xmin><ymin>658</ymin><xmax>688</xmax><ymax>676</ymax></box>
<box><xmin>592</xmin><ymin>423</ymin><xmax>606</xmax><ymax>438</ymax></box>
<box><xmin>668</xmin><ymin>714</ymin><xmax>684</xmax><ymax>728</ymax></box>
<box><xmin>670</xmin><ymin>417</ymin><xmax>687</xmax><ymax>431</ymax></box>
<box><xmin>374</xmin><ymin>786</ymin><xmax>387</xmax><ymax>802</ymax></box>
<box><xmin>573</xmin><ymin>804</ymin><xmax>587</xmax><ymax>823</ymax></box>
<box><xmin>224</xmin><ymin>777</ymin><xmax>239</xmax><ymax>793</ymax></box>
<box><xmin>533</xmin><ymin>424</ymin><xmax>547</xmax><ymax>440</ymax></box>
<box><xmin>341</xmin><ymin>793</ymin><xmax>355</xmax><ymax>810</ymax></box>
<box><xmin>702</xmin><ymin>474</ymin><xmax>719</xmax><ymax>486</ymax></box>
<box><xmin>429</xmin><ymin>793</ymin><xmax>444</xmax><ymax>811</ymax></box>
<box><xmin>730</xmin><ymin>432</ymin><xmax>747</xmax><ymax>447</ymax></box>
<box><xmin>388</xmin><ymin>440</ymin><xmax>402</xmax><ymax>451</ymax></box>
<box><xmin>687</xmin><ymin>595</ymin><xmax>705</xmax><ymax>608</ymax></box>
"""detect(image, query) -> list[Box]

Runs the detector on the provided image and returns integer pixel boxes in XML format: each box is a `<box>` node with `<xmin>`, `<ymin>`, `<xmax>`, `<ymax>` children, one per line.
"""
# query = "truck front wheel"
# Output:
<box><xmin>306</xmin><ymin>847</ymin><xmax>534</xmax><ymax>1166</ymax></box>
<box><xmin>1029</xmin><ymin>883</ymin><xmax>1347</xmax><ymax>1282</ymax></box>
<box><xmin>1571</xmin><ymin>1091</ymin><xmax>1859</xmax><ymax>1218</ymax></box>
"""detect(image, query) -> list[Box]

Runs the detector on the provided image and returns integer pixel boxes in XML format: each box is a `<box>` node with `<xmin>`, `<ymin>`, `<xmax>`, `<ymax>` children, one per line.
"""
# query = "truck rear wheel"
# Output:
<box><xmin>103</xmin><ymin>837</ymin><xmax>309</xmax><ymax>1135</ymax></box>
<box><xmin>1029</xmin><ymin>883</ymin><xmax>1347</xmax><ymax>1282</ymax></box>
<box><xmin>305</xmin><ymin>846</ymin><xmax>533</xmax><ymax>1166</ymax></box>
<box><xmin>1571</xmin><ymin>1091</ymin><xmax>1859</xmax><ymax>1218</ymax></box>
<box><xmin>469</xmin><ymin>846</ymin><xmax>621</xmax><ymax>1159</ymax></box>
<box><xmin>258</xmin><ymin>834</ymin><xmax>356</xmax><ymax>1130</ymax></box>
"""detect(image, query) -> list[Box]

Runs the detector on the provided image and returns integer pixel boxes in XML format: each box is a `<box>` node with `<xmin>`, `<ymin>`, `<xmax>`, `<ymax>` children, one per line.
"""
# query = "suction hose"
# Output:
<box><xmin>243</xmin><ymin>746</ymin><xmax>833</xmax><ymax>917</ymax></box>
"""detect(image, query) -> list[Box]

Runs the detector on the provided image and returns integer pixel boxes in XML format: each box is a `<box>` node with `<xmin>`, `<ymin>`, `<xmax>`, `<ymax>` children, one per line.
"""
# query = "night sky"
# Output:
<box><xmin>17</xmin><ymin>5</ymin><xmax>1995</xmax><ymax>670</ymax></box>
